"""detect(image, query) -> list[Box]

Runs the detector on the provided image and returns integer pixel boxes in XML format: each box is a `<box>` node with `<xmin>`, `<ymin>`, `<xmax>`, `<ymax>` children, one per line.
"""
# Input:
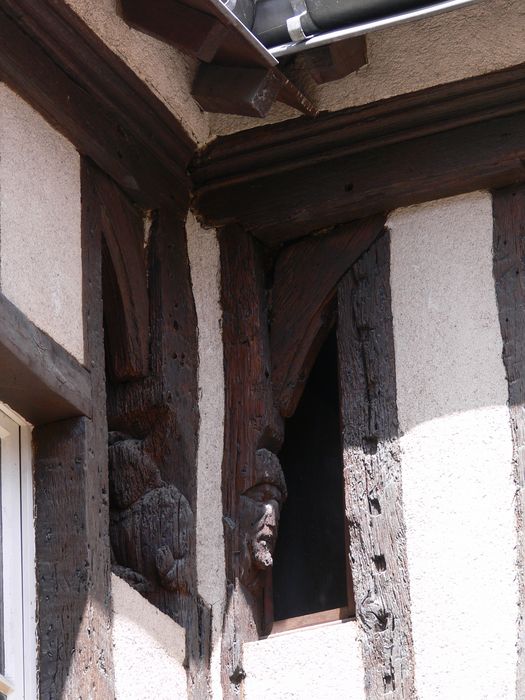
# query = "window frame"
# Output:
<box><xmin>0</xmin><ymin>404</ymin><xmax>36</xmax><ymax>699</ymax></box>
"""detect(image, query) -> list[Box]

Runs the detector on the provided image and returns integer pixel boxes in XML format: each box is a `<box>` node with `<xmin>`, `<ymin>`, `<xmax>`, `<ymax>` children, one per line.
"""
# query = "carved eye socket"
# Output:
<box><xmin>244</xmin><ymin>483</ymin><xmax>282</xmax><ymax>505</ymax></box>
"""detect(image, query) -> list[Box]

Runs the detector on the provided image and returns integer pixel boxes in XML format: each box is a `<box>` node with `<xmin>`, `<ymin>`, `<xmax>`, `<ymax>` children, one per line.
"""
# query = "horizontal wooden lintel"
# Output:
<box><xmin>0</xmin><ymin>293</ymin><xmax>92</xmax><ymax>426</ymax></box>
<box><xmin>192</xmin><ymin>62</ymin><xmax>525</xmax><ymax>245</ymax></box>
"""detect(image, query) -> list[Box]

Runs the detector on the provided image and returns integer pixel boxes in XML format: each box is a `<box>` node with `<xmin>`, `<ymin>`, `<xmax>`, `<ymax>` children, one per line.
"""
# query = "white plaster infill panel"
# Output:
<box><xmin>111</xmin><ymin>573</ymin><xmax>187</xmax><ymax>700</ymax></box>
<box><xmin>389</xmin><ymin>192</ymin><xmax>519</xmax><ymax>700</ymax></box>
<box><xmin>0</xmin><ymin>84</ymin><xmax>84</xmax><ymax>362</ymax></box>
<box><xmin>243</xmin><ymin>620</ymin><xmax>366</xmax><ymax>700</ymax></box>
<box><xmin>186</xmin><ymin>212</ymin><xmax>226</xmax><ymax>700</ymax></box>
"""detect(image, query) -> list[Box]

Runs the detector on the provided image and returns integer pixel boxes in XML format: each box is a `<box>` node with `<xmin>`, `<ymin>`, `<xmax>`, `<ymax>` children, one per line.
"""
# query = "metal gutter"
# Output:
<box><xmin>246</xmin><ymin>0</ymin><xmax>484</xmax><ymax>58</ymax></box>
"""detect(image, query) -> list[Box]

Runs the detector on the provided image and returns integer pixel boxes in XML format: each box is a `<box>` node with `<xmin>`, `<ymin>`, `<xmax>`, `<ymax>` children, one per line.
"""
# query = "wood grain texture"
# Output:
<box><xmin>220</xmin><ymin>226</ymin><xmax>283</xmax><ymax>697</ymax></box>
<box><xmin>102</xmin><ymin>199</ymin><xmax>204</xmax><ymax>694</ymax></box>
<box><xmin>195</xmin><ymin>111</ymin><xmax>525</xmax><ymax>244</ymax></box>
<box><xmin>271</xmin><ymin>214</ymin><xmax>386</xmax><ymax>417</ymax></box>
<box><xmin>337</xmin><ymin>233</ymin><xmax>415</xmax><ymax>699</ymax></box>
<box><xmin>192</xmin><ymin>62</ymin><xmax>525</xmax><ymax>244</ymax></box>
<box><xmin>193</xmin><ymin>65</ymin><xmax>282</xmax><ymax>117</ymax></box>
<box><xmin>33</xmin><ymin>418</ymin><xmax>108</xmax><ymax>699</ymax></box>
<box><xmin>97</xmin><ymin>172</ymin><xmax>150</xmax><ymax>381</ymax></box>
<box><xmin>0</xmin><ymin>3</ymin><xmax>191</xmax><ymax>211</ymax></box>
<box><xmin>0</xmin><ymin>291</ymin><xmax>92</xmax><ymax>425</ymax></box>
<box><xmin>492</xmin><ymin>183</ymin><xmax>525</xmax><ymax>699</ymax></box>
<box><xmin>193</xmin><ymin>61</ymin><xmax>525</xmax><ymax>184</ymax></box>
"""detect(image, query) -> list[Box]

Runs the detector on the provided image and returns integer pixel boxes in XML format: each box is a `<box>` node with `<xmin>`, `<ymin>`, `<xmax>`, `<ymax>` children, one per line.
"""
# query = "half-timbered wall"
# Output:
<box><xmin>0</xmin><ymin>80</ymin><xmax>192</xmax><ymax>698</ymax></box>
<box><xmin>228</xmin><ymin>191</ymin><xmax>521</xmax><ymax>699</ymax></box>
<box><xmin>4</xmin><ymin>1</ymin><xmax>525</xmax><ymax>697</ymax></box>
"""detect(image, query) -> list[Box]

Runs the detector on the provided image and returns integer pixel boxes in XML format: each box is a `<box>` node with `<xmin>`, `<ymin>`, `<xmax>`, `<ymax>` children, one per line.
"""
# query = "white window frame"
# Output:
<box><xmin>0</xmin><ymin>404</ymin><xmax>36</xmax><ymax>699</ymax></box>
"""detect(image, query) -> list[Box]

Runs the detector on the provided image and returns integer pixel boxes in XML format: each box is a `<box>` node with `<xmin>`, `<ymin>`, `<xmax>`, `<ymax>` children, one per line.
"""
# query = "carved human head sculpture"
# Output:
<box><xmin>239</xmin><ymin>448</ymin><xmax>287</xmax><ymax>591</ymax></box>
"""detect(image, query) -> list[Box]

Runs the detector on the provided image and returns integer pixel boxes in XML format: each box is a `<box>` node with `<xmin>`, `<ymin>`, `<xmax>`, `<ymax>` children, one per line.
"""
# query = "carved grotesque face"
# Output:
<box><xmin>241</xmin><ymin>482</ymin><xmax>284</xmax><ymax>570</ymax></box>
<box><xmin>239</xmin><ymin>449</ymin><xmax>287</xmax><ymax>587</ymax></box>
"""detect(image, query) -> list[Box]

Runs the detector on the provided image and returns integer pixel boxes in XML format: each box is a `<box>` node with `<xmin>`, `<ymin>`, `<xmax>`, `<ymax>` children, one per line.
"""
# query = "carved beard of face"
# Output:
<box><xmin>241</xmin><ymin>483</ymin><xmax>283</xmax><ymax>572</ymax></box>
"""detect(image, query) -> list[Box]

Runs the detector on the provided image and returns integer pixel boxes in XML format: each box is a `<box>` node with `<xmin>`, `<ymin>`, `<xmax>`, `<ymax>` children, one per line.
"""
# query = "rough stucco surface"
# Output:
<box><xmin>65</xmin><ymin>0</ymin><xmax>210</xmax><ymax>145</ymax></box>
<box><xmin>211</xmin><ymin>0</ymin><xmax>525</xmax><ymax>136</ymax></box>
<box><xmin>0</xmin><ymin>84</ymin><xmax>84</xmax><ymax>362</ymax></box>
<box><xmin>112</xmin><ymin>573</ymin><xmax>187</xmax><ymax>700</ymax></box>
<box><xmin>243</xmin><ymin>621</ymin><xmax>365</xmax><ymax>699</ymax></box>
<box><xmin>186</xmin><ymin>213</ymin><xmax>225</xmax><ymax>699</ymax></box>
<box><xmin>389</xmin><ymin>193</ymin><xmax>519</xmax><ymax>699</ymax></box>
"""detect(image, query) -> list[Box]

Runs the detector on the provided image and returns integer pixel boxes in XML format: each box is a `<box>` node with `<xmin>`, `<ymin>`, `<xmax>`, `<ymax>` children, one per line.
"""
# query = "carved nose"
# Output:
<box><xmin>264</xmin><ymin>500</ymin><xmax>278</xmax><ymax>527</ymax></box>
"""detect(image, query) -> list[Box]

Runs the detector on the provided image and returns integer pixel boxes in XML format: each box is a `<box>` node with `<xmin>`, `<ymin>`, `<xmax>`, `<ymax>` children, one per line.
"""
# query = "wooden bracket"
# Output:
<box><xmin>120</xmin><ymin>0</ymin><xmax>230</xmax><ymax>62</ymax></box>
<box><xmin>193</xmin><ymin>63</ymin><xmax>317</xmax><ymax>117</ymax></box>
<box><xmin>192</xmin><ymin>64</ymin><xmax>282</xmax><ymax>117</ymax></box>
<box><xmin>297</xmin><ymin>36</ymin><xmax>368</xmax><ymax>85</ymax></box>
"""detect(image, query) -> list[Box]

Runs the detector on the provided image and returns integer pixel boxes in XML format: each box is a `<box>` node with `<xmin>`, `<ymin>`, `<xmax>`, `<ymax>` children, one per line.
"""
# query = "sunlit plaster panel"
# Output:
<box><xmin>243</xmin><ymin>620</ymin><xmax>365</xmax><ymax>699</ymax></box>
<box><xmin>211</xmin><ymin>0</ymin><xmax>525</xmax><ymax>136</ymax></box>
<box><xmin>112</xmin><ymin>574</ymin><xmax>187</xmax><ymax>700</ymax></box>
<box><xmin>0</xmin><ymin>84</ymin><xmax>84</xmax><ymax>363</ymax></box>
<box><xmin>65</xmin><ymin>0</ymin><xmax>210</xmax><ymax>146</ymax></box>
<box><xmin>389</xmin><ymin>192</ymin><xmax>518</xmax><ymax>699</ymax></box>
<box><xmin>186</xmin><ymin>213</ymin><xmax>225</xmax><ymax>699</ymax></box>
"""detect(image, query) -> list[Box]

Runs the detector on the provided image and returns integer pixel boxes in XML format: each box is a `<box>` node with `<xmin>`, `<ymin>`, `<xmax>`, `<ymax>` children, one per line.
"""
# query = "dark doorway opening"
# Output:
<box><xmin>272</xmin><ymin>329</ymin><xmax>351</xmax><ymax>622</ymax></box>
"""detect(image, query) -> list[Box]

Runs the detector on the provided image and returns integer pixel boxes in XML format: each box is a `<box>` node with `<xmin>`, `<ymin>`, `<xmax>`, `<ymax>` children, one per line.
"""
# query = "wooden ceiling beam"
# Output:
<box><xmin>191</xmin><ymin>62</ymin><xmax>525</xmax><ymax>245</ymax></box>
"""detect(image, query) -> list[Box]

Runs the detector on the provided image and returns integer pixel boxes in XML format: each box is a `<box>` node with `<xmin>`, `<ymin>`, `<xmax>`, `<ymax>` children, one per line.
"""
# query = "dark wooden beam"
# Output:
<box><xmin>192</xmin><ymin>62</ymin><xmax>525</xmax><ymax>244</ymax></box>
<box><xmin>96</xmin><ymin>172</ymin><xmax>150</xmax><ymax>381</ymax></box>
<box><xmin>0</xmin><ymin>1</ymin><xmax>192</xmax><ymax>212</ymax></box>
<box><xmin>492</xmin><ymin>183</ymin><xmax>525</xmax><ymax>698</ymax></box>
<box><xmin>193</xmin><ymin>63</ymin><xmax>317</xmax><ymax>117</ymax></box>
<box><xmin>298</xmin><ymin>36</ymin><xmax>367</xmax><ymax>85</ymax></box>
<box><xmin>193</xmin><ymin>65</ymin><xmax>282</xmax><ymax>117</ymax></box>
<box><xmin>121</xmin><ymin>0</ymin><xmax>230</xmax><ymax>62</ymax></box>
<box><xmin>120</xmin><ymin>0</ymin><xmax>277</xmax><ymax>69</ymax></box>
<box><xmin>0</xmin><ymin>292</ymin><xmax>91</xmax><ymax>425</ymax></box>
<box><xmin>34</xmin><ymin>417</ymin><xmax>112</xmax><ymax>698</ymax></box>
<box><xmin>219</xmin><ymin>225</ymin><xmax>283</xmax><ymax>697</ymax></box>
<box><xmin>337</xmin><ymin>233</ymin><xmax>416</xmax><ymax>699</ymax></box>
<box><xmin>271</xmin><ymin>214</ymin><xmax>386</xmax><ymax>417</ymax></box>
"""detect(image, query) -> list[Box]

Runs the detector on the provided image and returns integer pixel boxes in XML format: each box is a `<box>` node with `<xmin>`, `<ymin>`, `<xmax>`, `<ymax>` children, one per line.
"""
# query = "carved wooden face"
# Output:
<box><xmin>240</xmin><ymin>482</ymin><xmax>285</xmax><ymax>573</ymax></box>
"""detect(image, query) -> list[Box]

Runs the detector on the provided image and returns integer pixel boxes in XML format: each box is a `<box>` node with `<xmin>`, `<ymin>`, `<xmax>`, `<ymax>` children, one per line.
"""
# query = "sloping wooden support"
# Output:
<box><xmin>493</xmin><ymin>183</ymin><xmax>525</xmax><ymax>698</ymax></box>
<box><xmin>193</xmin><ymin>63</ymin><xmax>317</xmax><ymax>117</ymax></box>
<box><xmin>298</xmin><ymin>36</ymin><xmax>367</xmax><ymax>84</ymax></box>
<box><xmin>95</xmin><ymin>171</ymin><xmax>150</xmax><ymax>381</ymax></box>
<box><xmin>276</xmin><ymin>72</ymin><xmax>318</xmax><ymax>116</ymax></box>
<box><xmin>337</xmin><ymin>233</ymin><xmax>416</xmax><ymax>698</ymax></box>
<box><xmin>120</xmin><ymin>0</ymin><xmax>230</xmax><ymax>62</ymax></box>
<box><xmin>271</xmin><ymin>214</ymin><xmax>386</xmax><ymax>418</ymax></box>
